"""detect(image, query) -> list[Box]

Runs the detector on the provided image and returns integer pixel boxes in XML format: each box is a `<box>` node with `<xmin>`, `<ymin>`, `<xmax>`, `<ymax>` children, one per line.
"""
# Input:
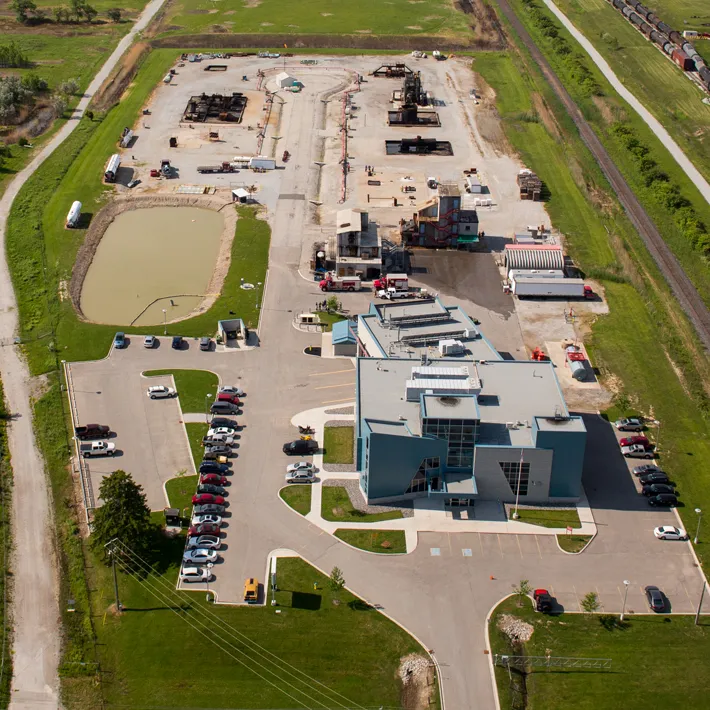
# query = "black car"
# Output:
<box><xmin>642</xmin><ymin>484</ymin><xmax>677</xmax><ymax>497</ymax></box>
<box><xmin>172</xmin><ymin>335</ymin><xmax>184</xmax><ymax>350</ymax></box>
<box><xmin>533</xmin><ymin>589</ymin><xmax>554</xmax><ymax>613</ymax></box>
<box><xmin>638</xmin><ymin>472</ymin><xmax>670</xmax><ymax>486</ymax></box>
<box><xmin>645</xmin><ymin>585</ymin><xmax>666</xmax><ymax>612</ymax></box>
<box><xmin>283</xmin><ymin>439</ymin><xmax>319</xmax><ymax>455</ymax></box>
<box><xmin>199</xmin><ymin>462</ymin><xmax>230</xmax><ymax>475</ymax></box>
<box><xmin>210</xmin><ymin>402</ymin><xmax>240</xmax><ymax>415</ymax></box>
<box><xmin>196</xmin><ymin>483</ymin><xmax>227</xmax><ymax>496</ymax></box>
<box><xmin>648</xmin><ymin>494</ymin><xmax>678</xmax><ymax>507</ymax></box>
<box><xmin>210</xmin><ymin>417</ymin><xmax>238</xmax><ymax>429</ymax></box>
<box><xmin>632</xmin><ymin>464</ymin><xmax>664</xmax><ymax>477</ymax></box>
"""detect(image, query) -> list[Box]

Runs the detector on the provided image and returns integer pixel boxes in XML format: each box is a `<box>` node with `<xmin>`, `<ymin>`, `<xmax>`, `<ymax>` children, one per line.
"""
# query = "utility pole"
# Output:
<box><xmin>105</xmin><ymin>539</ymin><xmax>121</xmax><ymax>611</ymax></box>
<box><xmin>695</xmin><ymin>581</ymin><xmax>706</xmax><ymax>626</ymax></box>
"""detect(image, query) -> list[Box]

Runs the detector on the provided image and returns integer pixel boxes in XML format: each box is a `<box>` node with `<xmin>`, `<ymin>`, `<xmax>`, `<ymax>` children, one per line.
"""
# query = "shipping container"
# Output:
<box><xmin>672</xmin><ymin>48</ymin><xmax>693</xmax><ymax>70</ymax></box>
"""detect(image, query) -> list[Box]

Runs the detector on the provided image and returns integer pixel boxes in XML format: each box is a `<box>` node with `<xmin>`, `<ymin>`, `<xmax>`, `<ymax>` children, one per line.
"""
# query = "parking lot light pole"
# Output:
<box><xmin>694</xmin><ymin>508</ymin><xmax>703</xmax><ymax>545</ymax></box>
<box><xmin>620</xmin><ymin>580</ymin><xmax>630</xmax><ymax>621</ymax></box>
<box><xmin>695</xmin><ymin>580</ymin><xmax>706</xmax><ymax>626</ymax></box>
<box><xmin>205</xmin><ymin>393</ymin><xmax>212</xmax><ymax>424</ymax></box>
<box><xmin>162</xmin><ymin>308</ymin><xmax>167</xmax><ymax>336</ymax></box>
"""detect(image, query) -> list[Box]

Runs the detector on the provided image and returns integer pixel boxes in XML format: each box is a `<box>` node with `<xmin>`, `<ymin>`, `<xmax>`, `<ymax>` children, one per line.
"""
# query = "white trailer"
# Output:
<box><xmin>511</xmin><ymin>276</ymin><xmax>593</xmax><ymax>299</ymax></box>
<box><xmin>104</xmin><ymin>154</ymin><xmax>121</xmax><ymax>183</ymax></box>
<box><xmin>66</xmin><ymin>201</ymin><xmax>82</xmax><ymax>228</ymax></box>
<box><xmin>508</xmin><ymin>269</ymin><xmax>565</xmax><ymax>281</ymax></box>
<box><xmin>120</xmin><ymin>129</ymin><xmax>134</xmax><ymax>148</ymax></box>
<box><xmin>465</xmin><ymin>175</ymin><xmax>483</xmax><ymax>193</ymax></box>
<box><xmin>249</xmin><ymin>156</ymin><xmax>276</xmax><ymax>170</ymax></box>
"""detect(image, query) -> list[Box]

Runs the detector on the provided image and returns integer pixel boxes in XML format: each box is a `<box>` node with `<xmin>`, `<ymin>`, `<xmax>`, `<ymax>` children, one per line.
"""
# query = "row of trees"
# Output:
<box><xmin>10</xmin><ymin>0</ymin><xmax>121</xmax><ymax>24</ymax></box>
<box><xmin>0</xmin><ymin>41</ymin><xmax>30</xmax><ymax>69</ymax></box>
<box><xmin>0</xmin><ymin>74</ymin><xmax>78</xmax><ymax>131</ymax></box>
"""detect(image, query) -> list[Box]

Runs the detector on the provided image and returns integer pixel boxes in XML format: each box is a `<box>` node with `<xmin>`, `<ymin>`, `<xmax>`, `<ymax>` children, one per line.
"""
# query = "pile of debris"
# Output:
<box><xmin>517</xmin><ymin>169</ymin><xmax>543</xmax><ymax>201</ymax></box>
<box><xmin>497</xmin><ymin>614</ymin><xmax>534</xmax><ymax>643</ymax></box>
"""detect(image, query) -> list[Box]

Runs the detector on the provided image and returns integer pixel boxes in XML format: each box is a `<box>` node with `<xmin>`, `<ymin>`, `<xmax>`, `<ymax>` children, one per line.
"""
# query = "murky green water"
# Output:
<box><xmin>80</xmin><ymin>207</ymin><xmax>223</xmax><ymax>326</ymax></box>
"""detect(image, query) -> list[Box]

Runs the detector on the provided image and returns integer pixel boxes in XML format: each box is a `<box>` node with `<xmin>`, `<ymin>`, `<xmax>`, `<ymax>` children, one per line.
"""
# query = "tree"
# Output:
<box><xmin>329</xmin><ymin>566</ymin><xmax>345</xmax><ymax>593</ymax></box>
<box><xmin>58</xmin><ymin>77</ymin><xmax>79</xmax><ymax>96</ymax></box>
<box><xmin>21</xmin><ymin>73</ymin><xmax>47</xmax><ymax>93</ymax></box>
<box><xmin>82</xmin><ymin>3</ymin><xmax>97</xmax><ymax>22</ymax></box>
<box><xmin>90</xmin><ymin>470</ymin><xmax>153</xmax><ymax>564</ymax></box>
<box><xmin>326</xmin><ymin>295</ymin><xmax>339</xmax><ymax>313</ymax></box>
<box><xmin>50</xmin><ymin>94</ymin><xmax>67</xmax><ymax>118</ymax></box>
<box><xmin>106</xmin><ymin>7</ymin><xmax>121</xmax><ymax>22</ymax></box>
<box><xmin>512</xmin><ymin>579</ymin><xmax>532</xmax><ymax>608</ymax></box>
<box><xmin>84</xmin><ymin>109</ymin><xmax>93</xmax><ymax>120</ymax></box>
<box><xmin>10</xmin><ymin>0</ymin><xmax>36</xmax><ymax>24</ymax></box>
<box><xmin>580</xmin><ymin>591</ymin><xmax>600</xmax><ymax>615</ymax></box>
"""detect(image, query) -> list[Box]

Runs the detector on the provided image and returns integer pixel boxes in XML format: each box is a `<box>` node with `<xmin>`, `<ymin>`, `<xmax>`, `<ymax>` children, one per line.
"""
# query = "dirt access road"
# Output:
<box><xmin>0</xmin><ymin>0</ymin><xmax>167</xmax><ymax>706</ymax></box>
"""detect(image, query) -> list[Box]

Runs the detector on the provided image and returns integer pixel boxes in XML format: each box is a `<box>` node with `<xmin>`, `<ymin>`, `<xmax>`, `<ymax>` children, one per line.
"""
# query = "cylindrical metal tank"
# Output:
<box><xmin>640</xmin><ymin>21</ymin><xmax>652</xmax><ymax>36</ymax></box>
<box><xmin>569</xmin><ymin>360</ymin><xmax>587</xmax><ymax>381</ymax></box>
<box><xmin>669</xmin><ymin>30</ymin><xmax>683</xmax><ymax>45</ymax></box>
<box><xmin>657</xmin><ymin>21</ymin><xmax>673</xmax><ymax>34</ymax></box>
<box><xmin>622</xmin><ymin>6</ymin><xmax>633</xmax><ymax>17</ymax></box>
<box><xmin>630</xmin><ymin>13</ymin><xmax>645</xmax><ymax>27</ymax></box>
<box><xmin>650</xmin><ymin>30</ymin><xmax>666</xmax><ymax>46</ymax></box>
<box><xmin>612</xmin><ymin>0</ymin><xmax>625</xmax><ymax>10</ymax></box>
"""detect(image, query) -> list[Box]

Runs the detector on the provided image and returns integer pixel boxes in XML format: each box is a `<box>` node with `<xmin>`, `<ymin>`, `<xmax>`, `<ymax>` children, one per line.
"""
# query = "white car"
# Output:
<box><xmin>191</xmin><ymin>513</ymin><xmax>222</xmax><ymax>527</ymax></box>
<box><xmin>186</xmin><ymin>535</ymin><xmax>221</xmax><ymax>550</ymax></box>
<box><xmin>621</xmin><ymin>444</ymin><xmax>653</xmax><ymax>459</ymax></box>
<box><xmin>143</xmin><ymin>335</ymin><xmax>156</xmax><ymax>349</ymax></box>
<box><xmin>147</xmin><ymin>385</ymin><xmax>176</xmax><ymax>399</ymax></box>
<box><xmin>286</xmin><ymin>461</ymin><xmax>316</xmax><ymax>475</ymax></box>
<box><xmin>208</xmin><ymin>426</ymin><xmax>237</xmax><ymax>437</ymax></box>
<box><xmin>285</xmin><ymin>470</ymin><xmax>316</xmax><ymax>484</ymax></box>
<box><xmin>183</xmin><ymin>549</ymin><xmax>219</xmax><ymax>565</ymax></box>
<box><xmin>180</xmin><ymin>566</ymin><xmax>213</xmax><ymax>583</ymax></box>
<box><xmin>219</xmin><ymin>385</ymin><xmax>245</xmax><ymax>397</ymax></box>
<box><xmin>654</xmin><ymin>526</ymin><xmax>687</xmax><ymax>541</ymax></box>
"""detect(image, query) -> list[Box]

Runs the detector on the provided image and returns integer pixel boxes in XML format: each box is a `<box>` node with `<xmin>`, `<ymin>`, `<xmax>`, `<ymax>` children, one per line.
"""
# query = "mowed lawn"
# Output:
<box><xmin>95</xmin><ymin>556</ymin><xmax>429</xmax><ymax>708</ymax></box>
<box><xmin>323</xmin><ymin>426</ymin><xmax>354</xmax><ymax>464</ymax></box>
<box><xmin>489</xmin><ymin>597</ymin><xmax>710</xmax><ymax>709</ymax></box>
<box><xmin>160</xmin><ymin>0</ymin><xmax>470</xmax><ymax>38</ymax></box>
<box><xmin>143</xmin><ymin>369</ymin><xmax>218</xmax><ymax>414</ymax></box>
<box><xmin>645</xmin><ymin>0</ymin><xmax>710</xmax><ymax>30</ymax></box>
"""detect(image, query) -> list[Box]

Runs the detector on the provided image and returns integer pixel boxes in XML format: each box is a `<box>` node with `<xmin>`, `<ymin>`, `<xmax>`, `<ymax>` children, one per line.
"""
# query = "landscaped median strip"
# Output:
<box><xmin>334</xmin><ymin>529</ymin><xmax>407</xmax><ymax>554</ymax></box>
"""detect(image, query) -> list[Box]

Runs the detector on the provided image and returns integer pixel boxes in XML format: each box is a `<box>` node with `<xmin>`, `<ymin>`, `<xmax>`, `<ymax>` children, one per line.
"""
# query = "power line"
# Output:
<box><xmin>112</xmin><ymin>540</ymin><xmax>369</xmax><ymax>710</ymax></box>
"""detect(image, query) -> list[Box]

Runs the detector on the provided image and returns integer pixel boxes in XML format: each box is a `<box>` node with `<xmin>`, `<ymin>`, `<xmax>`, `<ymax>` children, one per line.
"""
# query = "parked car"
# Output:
<box><xmin>217</xmin><ymin>392</ymin><xmax>241</xmax><ymax>405</ymax></box>
<box><xmin>183</xmin><ymin>549</ymin><xmax>219</xmax><ymax>565</ymax></box>
<box><xmin>620</xmin><ymin>435</ymin><xmax>652</xmax><ymax>449</ymax></box>
<box><xmin>639</xmin><ymin>472</ymin><xmax>671</xmax><ymax>486</ymax></box>
<box><xmin>180</xmin><ymin>566</ymin><xmax>213</xmax><ymax>583</ymax></box>
<box><xmin>192</xmin><ymin>504</ymin><xmax>225</xmax><ymax>516</ymax></box>
<box><xmin>200</xmin><ymin>337</ymin><xmax>212</xmax><ymax>351</ymax></box>
<box><xmin>653</xmin><ymin>525</ymin><xmax>687</xmax><ymax>541</ymax></box>
<box><xmin>188</xmin><ymin>522</ymin><xmax>221</xmax><ymax>537</ymax></box>
<box><xmin>127</xmin><ymin>179</ymin><xmax>141</xmax><ymax>188</ymax></box>
<box><xmin>614</xmin><ymin>417</ymin><xmax>644</xmax><ymax>432</ymax></box>
<box><xmin>196</xmin><ymin>483</ymin><xmax>227</xmax><ymax>496</ymax></box>
<box><xmin>219</xmin><ymin>385</ymin><xmax>245</xmax><ymax>397</ymax></box>
<box><xmin>113</xmin><ymin>332</ymin><xmax>126</xmax><ymax>349</ymax></box>
<box><xmin>192</xmin><ymin>493</ymin><xmax>226</xmax><ymax>506</ymax></box>
<box><xmin>172</xmin><ymin>335</ymin><xmax>184</xmax><ymax>350</ymax></box>
<box><xmin>205</xmin><ymin>444</ymin><xmax>232</xmax><ymax>457</ymax></box>
<box><xmin>143</xmin><ymin>335</ymin><xmax>157</xmax><ymax>348</ymax></box>
<box><xmin>74</xmin><ymin>424</ymin><xmax>110</xmax><ymax>440</ymax></box>
<box><xmin>202</xmin><ymin>451</ymin><xmax>229</xmax><ymax>464</ymax></box>
<box><xmin>286</xmin><ymin>462</ymin><xmax>316</xmax><ymax>474</ymax></box>
<box><xmin>211</xmin><ymin>402</ymin><xmax>240</xmax><ymax>415</ymax></box>
<box><xmin>243</xmin><ymin>577</ymin><xmax>258</xmax><ymax>603</ymax></box>
<box><xmin>210</xmin><ymin>417</ymin><xmax>238</xmax><ymax>429</ymax></box>
<box><xmin>648</xmin><ymin>494</ymin><xmax>678</xmax><ymax>507</ymax></box>
<box><xmin>283</xmin><ymin>440</ymin><xmax>319</xmax><ymax>455</ymax></box>
<box><xmin>199</xmin><ymin>473</ymin><xmax>228</xmax><ymax>486</ymax></box>
<box><xmin>199</xmin><ymin>462</ymin><xmax>230</xmax><ymax>475</ymax></box>
<box><xmin>621</xmin><ymin>444</ymin><xmax>653</xmax><ymax>459</ymax></box>
<box><xmin>208</xmin><ymin>426</ymin><xmax>237</xmax><ymax>437</ymax></box>
<box><xmin>645</xmin><ymin>585</ymin><xmax>666</xmax><ymax>612</ymax></box>
<box><xmin>191</xmin><ymin>513</ymin><xmax>222</xmax><ymax>527</ymax></box>
<box><xmin>533</xmin><ymin>589</ymin><xmax>553</xmax><ymax>613</ymax></box>
<box><xmin>202</xmin><ymin>434</ymin><xmax>235</xmax><ymax>446</ymax></box>
<box><xmin>147</xmin><ymin>385</ymin><xmax>176</xmax><ymax>399</ymax></box>
<box><xmin>186</xmin><ymin>535</ymin><xmax>221</xmax><ymax>550</ymax></box>
<box><xmin>632</xmin><ymin>464</ymin><xmax>663</xmax><ymax>477</ymax></box>
<box><xmin>285</xmin><ymin>470</ymin><xmax>316</xmax><ymax>484</ymax></box>
<box><xmin>642</xmin><ymin>484</ymin><xmax>677</xmax><ymax>497</ymax></box>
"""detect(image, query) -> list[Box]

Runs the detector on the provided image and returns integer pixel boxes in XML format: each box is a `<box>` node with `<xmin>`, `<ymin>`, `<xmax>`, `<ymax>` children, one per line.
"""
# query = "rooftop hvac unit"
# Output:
<box><xmin>438</xmin><ymin>339</ymin><xmax>465</xmax><ymax>356</ymax></box>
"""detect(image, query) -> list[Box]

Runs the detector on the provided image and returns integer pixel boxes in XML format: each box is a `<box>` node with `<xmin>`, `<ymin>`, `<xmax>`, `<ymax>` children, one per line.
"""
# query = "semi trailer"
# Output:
<box><xmin>511</xmin><ymin>277</ymin><xmax>594</xmax><ymax>299</ymax></box>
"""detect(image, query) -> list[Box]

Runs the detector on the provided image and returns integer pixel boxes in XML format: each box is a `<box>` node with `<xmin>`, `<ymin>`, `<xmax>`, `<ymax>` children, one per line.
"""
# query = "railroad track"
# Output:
<box><xmin>494</xmin><ymin>0</ymin><xmax>710</xmax><ymax>351</ymax></box>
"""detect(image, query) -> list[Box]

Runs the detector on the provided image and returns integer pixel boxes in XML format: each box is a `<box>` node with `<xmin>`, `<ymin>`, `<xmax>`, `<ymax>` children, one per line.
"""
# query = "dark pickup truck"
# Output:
<box><xmin>74</xmin><ymin>424</ymin><xmax>110</xmax><ymax>440</ymax></box>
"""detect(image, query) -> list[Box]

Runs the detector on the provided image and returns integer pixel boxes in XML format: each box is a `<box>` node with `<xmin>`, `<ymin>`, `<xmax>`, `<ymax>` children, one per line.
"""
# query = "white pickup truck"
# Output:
<box><xmin>621</xmin><ymin>444</ymin><xmax>653</xmax><ymax>460</ymax></box>
<box><xmin>79</xmin><ymin>441</ymin><xmax>116</xmax><ymax>458</ymax></box>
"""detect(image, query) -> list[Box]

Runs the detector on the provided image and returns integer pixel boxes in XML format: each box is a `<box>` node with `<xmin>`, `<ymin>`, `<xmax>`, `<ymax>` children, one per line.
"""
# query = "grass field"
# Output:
<box><xmin>142</xmin><ymin>369</ymin><xmax>218</xmax><ymax>414</ymax></box>
<box><xmin>184</xmin><ymin>422</ymin><xmax>209</xmax><ymax>469</ymax></box>
<box><xmin>279</xmin><ymin>485</ymin><xmax>312</xmax><ymax>515</ymax></box>
<box><xmin>489</xmin><ymin>596</ymin><xmax>710</xmax><ymax>709</ymax></box>
<box><xmin>164</xmin><ymin>473</ymin><xmax>198</xmax><ymax>513</ymax></box>
<box><xmin>323</xmin><ymin>426</ymin><xmax>354</xmax><ymax>464</ymax></box>
<box><xmin>510</xmin><ymin>508</ymin><xmax>581</xmax><ymax>529</ymax></box>
<box><xmin>472</xmin><ymin>50</ymin><xmax>710</xmax><ymax>569</ymax></box>
<box><xmin>557</xmin><ymin>534</ymin><xmax>592</xmax><ymax>553</ymax></box>
<box><xmin>321</xmin><ymin>486</ymin><xmax>403</xmax><ymax>523</ymax></box>
<box><xmin>646</xmin><ymin>0</ymin><xmax>710</xmax><ymax>30</ymax></box>
<box><xmin>94</xmin><ymin>555</ymin><xmax>429</xmax><ymax>708</ymax></box>
<box><xmin>159</xmin><ymin>0</ymin><xmax>470</xmax><ymax>39</ymax></box>
<box><xmin>334</xmin><ymin>529</ymin><xmax>407</xmax><ymax>554</ymax></box>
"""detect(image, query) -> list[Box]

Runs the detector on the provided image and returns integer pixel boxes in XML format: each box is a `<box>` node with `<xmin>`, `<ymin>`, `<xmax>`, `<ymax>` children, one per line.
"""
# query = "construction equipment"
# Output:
<box><xmin>160</xmin><ymin>159</ymin><xmax>172</xmax><ymax>177</ymax></box>
<box><xmin>372</xmin><ymin>63</ymin><xmax>413</xmax><ymax>78</ymax></box>
<box><xmin>530</xmin><ymin>347</ymin><xmax>549</xmax><ymax>361</ymax></box>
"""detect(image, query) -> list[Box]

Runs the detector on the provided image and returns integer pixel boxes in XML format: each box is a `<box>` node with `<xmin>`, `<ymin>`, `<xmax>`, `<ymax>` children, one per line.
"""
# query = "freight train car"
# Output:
<box><xmin>630</xmin><ymin>12</ymin><xmax>645</xmax><ymax>27</ymax></box>
<box><xmin>612</xmin><ymin>0</ymin><xmax>625</xmax><ymax>10</ymax></box>
<box><xmin>694</xmin><ymin>57</ymin><xmax>706</xmax><ymax>70</ymax></box>
<box><xmin>699</xmin><ymin>65</ymin><xmax>710</xmax><ymax>83</ymax></box>
<box><xmin>622</xmin><ymin>6</ymin><xmax>633</xmax><ymax>18</ymax></box>
<box><xmin>635</xmin><ymin>3</ymin><xmax>651</xmax><ymax>18</ymax></box>
<box><xmin>657</xmin><ymin>21</ymin><xmax>673</xmax><ymax>35</ymax></box>
<box><xmin>672</xmin><ymin>48</ymin><xmax>693</xmax><ymax>70</ymax></box>
<box><xmin>650</xmin><ymin>30</ymin><xmax>667</xmax><ymax>47</ymax></box>
<box><xmin>669</xmin><ymin>30</ymin><xmax>683</xmax><ymax>45</ymax></box>
<box><xmin>663</xmin><ymin>42</ymin><xmax>673</xmax><ymax>54</ymax></box>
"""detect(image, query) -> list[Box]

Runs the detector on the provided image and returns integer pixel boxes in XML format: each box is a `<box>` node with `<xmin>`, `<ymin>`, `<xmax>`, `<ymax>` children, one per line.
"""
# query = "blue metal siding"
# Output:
<box><xmin>535</xmin><ymin>421</ymin><xmax>586</xmax><ymax>498</ymax></box>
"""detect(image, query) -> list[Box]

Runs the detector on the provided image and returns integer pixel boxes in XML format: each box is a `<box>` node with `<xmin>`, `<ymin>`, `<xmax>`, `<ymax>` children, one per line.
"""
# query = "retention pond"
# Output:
<box><xmin>80</xmin><ymin>206</ymin><xmax>224</xmax><ymax>326</ymax></box>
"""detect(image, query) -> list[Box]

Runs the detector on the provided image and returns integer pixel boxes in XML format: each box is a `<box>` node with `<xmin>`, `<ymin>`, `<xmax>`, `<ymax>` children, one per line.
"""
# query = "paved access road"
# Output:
<box><xmin>0</xmin><ymin>0</ymin><xmax>167</xmax><ymax>706</ymax></box>
<box><xmin>493</xmin><ymin>0</ymin><xmax>710</xmax><ymax>352</ymax></box>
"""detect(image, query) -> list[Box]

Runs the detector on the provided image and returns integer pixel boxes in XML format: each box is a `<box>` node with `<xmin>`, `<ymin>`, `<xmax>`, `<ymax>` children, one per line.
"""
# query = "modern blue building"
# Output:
<box><xmin>354</xmin><ymin>298</ymin><xmax>586</xmax><ymax>506</ymax></box>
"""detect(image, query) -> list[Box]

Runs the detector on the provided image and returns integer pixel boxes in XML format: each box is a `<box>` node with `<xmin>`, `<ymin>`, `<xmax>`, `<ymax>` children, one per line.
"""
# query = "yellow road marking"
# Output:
<box><xmin>321</xmin><ymin>397</ymin><xmax>355</xmax><ymax>404</ymax></box>
<box><xmin>308</xmin><ymin>368</ymin><xmax>355</xmax><ymax>377</ymax></box>
<box><xmin>314</xmin><ymin>382</ymin><xmax>355</xmax><ymax>390</ymax></box>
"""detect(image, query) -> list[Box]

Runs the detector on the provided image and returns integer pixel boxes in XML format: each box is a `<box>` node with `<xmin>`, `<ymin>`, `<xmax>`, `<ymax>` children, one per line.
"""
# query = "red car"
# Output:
<box><xmin>188</xmin><ymin>522</ymin><xmax>221</xmax><ymax>537</ymax></box>
<box><xmin>192</xmin><ymin>493</ymin><xmax>226</xmax><ymax>506</ymax></box>
<box><xmin>620</xmin><ymin>435</ymin><xmax>652</xmax><ymax>449</ymax></box>
<box><xmin>217</xmin><ymin>392</ymin><xmax>241</xmax><ymax>406</ymax></box>
<box><xmin>200</xmin><ymin>473</ymin><xmax>228</xmax><ymax>486</ymax></box>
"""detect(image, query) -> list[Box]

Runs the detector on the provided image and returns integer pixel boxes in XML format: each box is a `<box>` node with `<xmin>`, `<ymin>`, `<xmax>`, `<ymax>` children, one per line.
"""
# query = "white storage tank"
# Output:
<box><xmin>104</xmin><ymin>154</ymin><xmax>121</xmax><ymax>183</ymax></box>
<box><xmin>66</xmin><ymin>201</ymin><xmax>82</xmax><ymax>228</ymax></box>
<box><xmin>120</xmin><ymin>129</ymin><xmax>134</xmax><ymax>148</ymax></box>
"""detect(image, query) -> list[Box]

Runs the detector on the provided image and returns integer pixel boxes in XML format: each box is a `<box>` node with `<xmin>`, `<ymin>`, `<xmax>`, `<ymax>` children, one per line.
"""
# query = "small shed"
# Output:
<box><xmin>218</xmin><ymin>318</ymin><xmax>246</xmax><ymax>345</ymax></box>
<box><xmin>332</xmin><ymin>320</ymin><xmax>357</xmax><ymax>357</ymax></box>
<box><xmin>232</xmin><ymin>188</ymin><xmax>250</xmax><ymax>204</ymax></box>
<box><xmin>275</xmin><ymin>72</ymin><xmax>297</xmax><ymax>89</ymax></box>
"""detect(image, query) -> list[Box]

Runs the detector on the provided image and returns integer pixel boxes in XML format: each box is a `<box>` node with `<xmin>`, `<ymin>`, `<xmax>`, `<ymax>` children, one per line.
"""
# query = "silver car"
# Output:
<box><xmin>183</xmin><ymin>549</ymin><xmax>219</xmax><ymax>565</ymax></box>
<box><xmin>147</xmin><ymin>385</ymin><xmax>176</xmax><ymax>399</ymax></box>
<box><xmin>143</xmin><ymin>335</ymin><xmax>156</xmax><ymax>348</ymax></box>
<box><xmin>285</xmin><ymin>470</ymin><xmax>316</xmax><ymax>484</ymax></box>
<box><xmin>191</xmin><ymin>513</ymin><xmax>222</xmax><ymax>527</ymax></box>
<box><xmin>180</xmin><ymin>565</ymin><xmax>213</xmax><ymax>583</ymax></box>
<box><xmin>186</xmin><ymin>535</ymin><xmax>221</xmax><ymax>550</ymax></box>
<box><xmin>219</xmin><ymin>385</ymin><xmax>245</xmax><ymax>397</ymax></box>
